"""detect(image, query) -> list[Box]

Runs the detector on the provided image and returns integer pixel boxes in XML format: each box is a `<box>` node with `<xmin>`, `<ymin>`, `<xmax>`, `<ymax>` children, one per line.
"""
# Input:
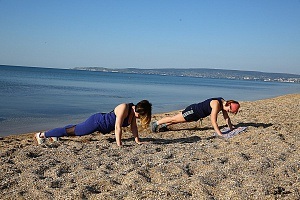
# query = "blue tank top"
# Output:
<box><xmin>98</xmin><ymin>103</ymin><xmax>133</xmax><ymax>134</ymax></box>
<box><xmin>193</xmin><ymin>97</ymin><xmax>223</xmax><ymax>118</ymax></box>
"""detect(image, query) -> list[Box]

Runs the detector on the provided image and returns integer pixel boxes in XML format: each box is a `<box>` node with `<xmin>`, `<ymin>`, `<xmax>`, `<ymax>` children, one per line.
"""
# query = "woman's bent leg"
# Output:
<box><xmin>157</xmin><ymin>113</ymin><xmax>186</xmax><ymax>125</ymax></box>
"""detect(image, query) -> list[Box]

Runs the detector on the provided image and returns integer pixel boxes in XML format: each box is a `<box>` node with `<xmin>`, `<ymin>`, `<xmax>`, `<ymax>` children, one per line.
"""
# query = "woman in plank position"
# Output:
<box><xmin>151</xmin><ymin>97</ymin><xmax>240</xmax><ymax>137</ymax></box>
<box><xmin>35</xmin><ymin>100</ymin><xmax>152</xmax><ymax>146</ymax></box>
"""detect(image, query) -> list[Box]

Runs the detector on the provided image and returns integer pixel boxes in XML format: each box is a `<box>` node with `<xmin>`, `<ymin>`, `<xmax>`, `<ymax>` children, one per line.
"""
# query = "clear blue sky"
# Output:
<box><xmin>1</xmin><ymin>0</ymin><xmax>300</xmax><ymax>74</ymax></box>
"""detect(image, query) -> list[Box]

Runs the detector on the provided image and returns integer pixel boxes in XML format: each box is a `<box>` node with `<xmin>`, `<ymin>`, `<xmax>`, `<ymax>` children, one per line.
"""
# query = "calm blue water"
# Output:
<box><xmin>1</xmin><ymin>65</ymin><xmax>299</xmax><ymax>136</ymax></box>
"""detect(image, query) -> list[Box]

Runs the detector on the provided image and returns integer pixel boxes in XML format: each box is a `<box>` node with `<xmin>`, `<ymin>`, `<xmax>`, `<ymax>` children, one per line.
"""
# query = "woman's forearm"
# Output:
<box><xmin>226</xmin><ymin>118</ymin><xmax>234</xmax><ymax>129</ymax></box>
<box><xmin>131</xmin><ymin>125</ymin><xmax>141</xmax><ymax>144</ymax></box>
<box><xmin>114</xmin><ymin>127</ymin><xmax>122</xmax><ymax>146</ymax></box>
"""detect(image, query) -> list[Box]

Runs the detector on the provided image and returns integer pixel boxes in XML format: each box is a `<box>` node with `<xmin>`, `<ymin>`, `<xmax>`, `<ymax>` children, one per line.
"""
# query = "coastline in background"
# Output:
<box><xmin>0</xmin><ymin>65</ymin><xmax>299</xmax><ymax>136</ymax></box>
<box><xmin>74</xmin><ymin>66</ymin><xmax>300</xmax><ymax>83</ymax></box>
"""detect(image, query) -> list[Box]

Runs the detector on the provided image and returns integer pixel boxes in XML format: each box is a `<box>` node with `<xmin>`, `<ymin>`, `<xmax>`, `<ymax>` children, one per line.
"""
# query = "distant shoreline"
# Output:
<box><xmin>1</xmin><ymin>65</ymin><xmax>300</xmax><ymax>83</ymax></box>
<box><xmin>73</xmin><ymin>66</ymin><xmax>300</xmax><ymax>83</ymax></box>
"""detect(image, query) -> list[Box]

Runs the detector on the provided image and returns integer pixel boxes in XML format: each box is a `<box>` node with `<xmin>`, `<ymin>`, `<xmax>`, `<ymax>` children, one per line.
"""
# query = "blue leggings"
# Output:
<box><xmin>44</xmin><ymin>113</ymin><xmax>102</xmax><ymax>138</ymax></box>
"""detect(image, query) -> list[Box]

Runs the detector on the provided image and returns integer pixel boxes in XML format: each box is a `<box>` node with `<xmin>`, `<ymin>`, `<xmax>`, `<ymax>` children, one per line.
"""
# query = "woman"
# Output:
<box><xmin>35</xmin><ymin>100</ymin><xmax>152</xmax><ymax>146</ymax></box>
<box><xmin>151</xmin><ymin>97</ymin><xmax>240</xmax><ymax>137</ymax></box>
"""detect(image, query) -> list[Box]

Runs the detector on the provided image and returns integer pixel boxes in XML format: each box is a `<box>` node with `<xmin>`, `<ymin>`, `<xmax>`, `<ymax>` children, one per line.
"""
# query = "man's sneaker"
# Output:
<box><xmin>151</xmin><ymin>121</ymin><xmax>158</xmax><ymax>132</ymax></box>
<box><xmin>35</xmin><ymin>132</ymin><xmax>45</xmax><ymax>145</ymax></box>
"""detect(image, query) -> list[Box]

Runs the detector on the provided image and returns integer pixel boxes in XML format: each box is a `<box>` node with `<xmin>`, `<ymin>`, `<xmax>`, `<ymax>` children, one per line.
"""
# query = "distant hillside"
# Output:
<box><xmin>73</xmin><ymin>67</ymin><xmax>300</xmax><ymax>83</ymax></box>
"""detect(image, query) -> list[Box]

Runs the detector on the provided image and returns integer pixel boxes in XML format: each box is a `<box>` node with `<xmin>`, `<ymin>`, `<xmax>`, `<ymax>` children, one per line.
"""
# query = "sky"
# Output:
<box><xmin>0</xmin><ymin>0</ymin><xmax>300</xmax><ymax>74</ymax></box>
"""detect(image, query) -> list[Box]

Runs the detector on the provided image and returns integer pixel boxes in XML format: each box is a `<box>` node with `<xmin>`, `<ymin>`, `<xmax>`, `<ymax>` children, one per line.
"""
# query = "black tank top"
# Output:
<box><xmin>193</xmin><ymin>97</ymin><xmax>223</xmax><ymax>118</ymax></box>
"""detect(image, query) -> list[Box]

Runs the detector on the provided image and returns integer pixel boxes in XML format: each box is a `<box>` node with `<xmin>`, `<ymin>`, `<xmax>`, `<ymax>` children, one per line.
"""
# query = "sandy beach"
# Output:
<box><xmin>1</xmin><ymin>94</ymin><xmax>299</xmax><ymax>199</ymax></box>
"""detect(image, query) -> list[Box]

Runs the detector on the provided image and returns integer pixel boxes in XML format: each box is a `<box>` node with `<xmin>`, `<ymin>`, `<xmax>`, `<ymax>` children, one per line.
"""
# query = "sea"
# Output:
<box><xmin>1</xmin><ymin>65</ymin><xmax>299</xmax><ymax>137</ymax></box>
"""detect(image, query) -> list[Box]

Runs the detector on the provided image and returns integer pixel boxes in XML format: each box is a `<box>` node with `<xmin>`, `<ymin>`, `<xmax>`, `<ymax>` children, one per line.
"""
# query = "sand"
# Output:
<box><xmin>1</xmin><ymin>94</ymin><xmax>299</xmax><ymax>199</ymax></box>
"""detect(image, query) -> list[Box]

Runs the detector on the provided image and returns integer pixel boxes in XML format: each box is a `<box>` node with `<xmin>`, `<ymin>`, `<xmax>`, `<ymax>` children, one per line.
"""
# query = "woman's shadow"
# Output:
<box><xmin>235</xmin><ymin>122</ymin><xmax>273</xmax><ymax>128</ymax></box>
<box><xmin>147</xmin><ymin>122</ymin><xmax>273</xmax><ymax>144</ymax></box>
<box><xmin>121</xmin><ymin>135</ymin><xmax>202</xmax><ymax>145</ymax></box>
<box><xmin>145</xmin><ymin>135</ymin><xmax>202</xmax><ymax>144</ymax></box>
<box><xmin>120</xmin><ymin>122</ymin><xmax>273</xmax><ymax>145</ymax></box>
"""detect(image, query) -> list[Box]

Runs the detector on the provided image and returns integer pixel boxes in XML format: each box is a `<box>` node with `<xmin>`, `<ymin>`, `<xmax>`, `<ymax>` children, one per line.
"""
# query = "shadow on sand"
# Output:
<box><xmin>122</xmin><ymin>135</ymin><xmax>202</xmax><ymax>145</ymax></box>
<box><xmin>235</xmin><ymin>122</ymin><xmax>273</xmax><ymax>128</ymax></box>
<box><xmin>104</xmin><ymin>122</ymin><xmax>273</xmax><ymax>145</ymax></box>
<box><xmin>143</xmin><ymin>122</ymin><xmax>274</xmax><ymax>143</ymax></box>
